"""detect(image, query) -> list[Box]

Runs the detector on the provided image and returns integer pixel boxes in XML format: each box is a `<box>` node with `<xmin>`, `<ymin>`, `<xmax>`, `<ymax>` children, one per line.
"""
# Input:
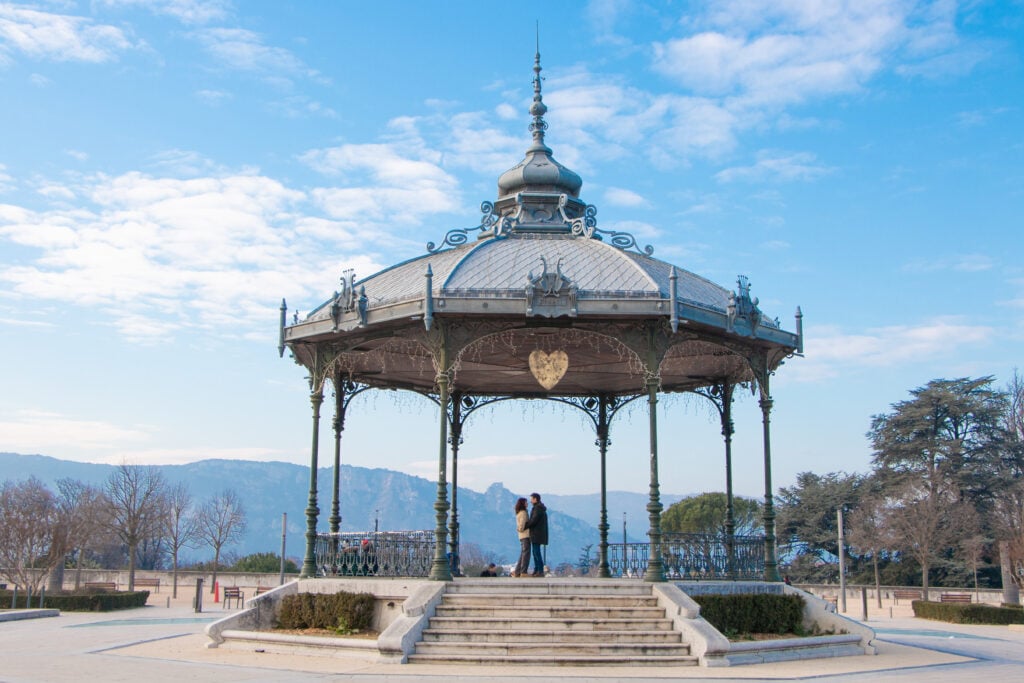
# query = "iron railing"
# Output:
<box><xmin>314</xmin><ymin>531</ymin><xmax>764</xmax><ymax>579</ymax></box>
<box><xmin>608</xmin><ymin>534</ymin><xmax>765</xmax><ymax>580</ymax></box>
<box><xmin>314</xmin><ymin>531</ymin><xmax>435</xmax><ymax>578</ymax></box>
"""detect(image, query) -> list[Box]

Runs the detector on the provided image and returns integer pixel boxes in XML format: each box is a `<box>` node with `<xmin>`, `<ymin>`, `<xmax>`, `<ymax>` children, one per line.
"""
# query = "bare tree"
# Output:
<box><xmin>105</xmin><ymin>464</ymin><xmax>167</xmax><ymax>591</ymax></box>
<box><xmin>50</xmin><ymin>479</ymin><xmax>110</xmax><ymax>591</ymax></box>
<box><xmin>845</xmin><ymin>494</ymin><xmax>891</xmax><ymax>608</ymax></box>
<box><xmin>196</xmin><ymin>489</ymin><xmax>246</xmax><ymax>593</ymax></box>
<box><xmin>0</xmin><ymin>477</ymin><xmax>59</xmax><ymax>592</ymax></box>
<box><xmin>995</xmin><ymin>370</ymin><xmax>1024</xmax><ymax>591</ymax></box>
<box><xmin>163</xmin><ymin>482</ymin><xmax>199</xmax><ymax>598</ymax></box>
<box><xmin>884</xmin><ymin>482</ymin><xmax>972</xmax><ymax>598</ymax></box>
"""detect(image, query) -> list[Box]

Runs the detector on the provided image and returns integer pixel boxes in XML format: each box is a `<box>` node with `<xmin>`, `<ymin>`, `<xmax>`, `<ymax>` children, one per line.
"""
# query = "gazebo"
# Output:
<box><xmin>279</xmin><ymin>51</ymin><xmax>803</xmax><ymax>583</ymax></box>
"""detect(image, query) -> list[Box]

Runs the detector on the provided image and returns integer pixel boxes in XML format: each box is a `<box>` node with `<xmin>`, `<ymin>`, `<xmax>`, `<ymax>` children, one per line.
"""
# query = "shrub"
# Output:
<box><xmin>276</xmin><ymin>591</ymin><xmax>376</xmax><ymax>634</ymax></box>
<box><xmin>691</xmin><ymin>593</ymin><xmax>805</xmax><ymax>636</ymax></box>
<box><xmin>0</xmin><ymin>590</ymin><xmax>149</xmax><ymax>611</ymax></box>
<box><xmin>912</xmin><ymin>600</ymin><xmax>1024</xmax><ymax>625</ymax></box>
<box><xmin>230</xmin><ymin>552</ymin><xmax>299</xmax><ymax>574</ymax></box>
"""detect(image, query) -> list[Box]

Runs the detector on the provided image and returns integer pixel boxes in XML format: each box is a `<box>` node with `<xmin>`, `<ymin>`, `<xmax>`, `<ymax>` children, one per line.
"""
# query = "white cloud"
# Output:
<box><xmin>98</xmin><ymin>0</ymin><xmax>231</xmax><ymax>25</ymax></box>
<box><xmin>901</xmin><ymin>254</ymin><xmax>995</xmax><ymax>273</ymax></box>
<box><xmin>604</xmin><ymin>187</ymin><xmax>648</xmax><ymax>207</ymax></box>
<box><xmin>0</xmin><ymin>6</ymin><xmax>137</xmax><ymax>63</ymax></box>
<box><xmin>192</xmin><ymin>27</ymin><xmax>318</xmax><ymax>83</ymax></box>
<box><xmin>0</xmin><ymin>409</ymin><xmax>150</xmax><ymax>452</ymax></box>
<box><xmin>715</xmin><ymin>150</ymin><xmax>832</xmax><ymax>183</ymax></box>
<box><xmin>0</xmin><ymin>170</ymin><xmax>394</xmax><ymax>343</ymax></box>
<box><xmin>495</xmin><ymin>102</ymin><xmax>518</xmax><ymax>120</ymax></box>
<box><xmin>195</xmin><ymin>88</ymin><xmax>232</xmax><ymax>105</ymax></box>
<box><xmin>0</xmin><ymin>163</ymin><xmax>12</xmax><ymax>192</ymax></box>
<box><xmin>302</xmin><ymin>142</ymin><xmax>461</xmax><ymax>223</ymax></box>
<box><xmin>787</xmin><ymin>317</ymin><xmax>993</xmax><ymax>382</ymax></box>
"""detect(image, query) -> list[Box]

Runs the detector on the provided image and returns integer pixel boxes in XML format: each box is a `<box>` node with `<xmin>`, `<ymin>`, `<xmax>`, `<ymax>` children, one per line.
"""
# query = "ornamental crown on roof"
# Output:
<box><xmin>424</xmin><ymin>47</ymin><xmax>652</xmax><ymax>255</ymax></box>
<box><xmin>496</xmin><ymin>48</ymin><xmax>583</xmax><ymax>200</ymax></box>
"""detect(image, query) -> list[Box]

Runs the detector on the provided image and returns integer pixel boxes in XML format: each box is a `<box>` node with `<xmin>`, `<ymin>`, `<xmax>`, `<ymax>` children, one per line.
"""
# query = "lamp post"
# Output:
<box><xmin>837</xmin><ymin>506</ymin><xmax>847</xmax><ymax>612</ymax></box>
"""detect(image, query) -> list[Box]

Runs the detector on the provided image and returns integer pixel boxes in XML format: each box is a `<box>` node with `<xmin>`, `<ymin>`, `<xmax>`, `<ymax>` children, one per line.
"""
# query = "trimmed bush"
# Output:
<box><xmin>912</xmin><ymin>600</ymin><xmax>1024</xmax><ymax>625</ymax></box>
<box><xmin>0</xmin><ymin>590</ymin><xmax>149</xmax><ymax>611</ymax></box>
<box><xmin>692</xmin><ymin>593</ymin><xmax>805</xmax><ymax>636</ymax></box>
<box><xmin>276</xmin><ymin>591</ymin><xmax>376</xmax><ymax>633</ymax></box>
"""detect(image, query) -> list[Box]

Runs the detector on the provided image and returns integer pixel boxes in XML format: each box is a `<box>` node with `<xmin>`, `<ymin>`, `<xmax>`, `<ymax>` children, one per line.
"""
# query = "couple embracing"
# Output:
<box><xmin>513</xmin><ymin>493</ymin><xmax>548</xmax><ymax>577</ymax></box>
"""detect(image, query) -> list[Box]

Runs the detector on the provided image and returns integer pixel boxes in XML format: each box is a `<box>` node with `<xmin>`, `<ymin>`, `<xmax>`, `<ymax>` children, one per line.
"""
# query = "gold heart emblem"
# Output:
<box><xmin>528</xmin><ymin>349</ymin><xmax>569</xmax><ymax>391</ymax></box>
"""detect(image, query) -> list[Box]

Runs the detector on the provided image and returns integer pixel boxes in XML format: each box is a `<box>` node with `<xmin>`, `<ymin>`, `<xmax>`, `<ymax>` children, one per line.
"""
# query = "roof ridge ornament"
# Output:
<box><xmin>726</xmin><ymin>275</ymin><xmax>763</xmax><ymax>336</ymax></box>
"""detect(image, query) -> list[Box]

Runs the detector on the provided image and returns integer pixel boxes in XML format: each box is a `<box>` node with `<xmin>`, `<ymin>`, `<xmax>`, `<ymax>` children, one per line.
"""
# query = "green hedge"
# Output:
<box><xmin>0</xmin><ymin>590</ymin><xmax>150</xmax><ymax>611</ymax></box>
<box><xmin>691</xmin><ymin>593</ymin><xmax>805</xmax><ymax>636</ymax></box>
<box><xmin>912</xmin><ymin>600</ymin><xmax>1024</xmax><ymax>625</ymax></box>
<box><xmin>276</xmin><ymin>591</ymin><xmax>376</xmax><ymax>634</ymax></box>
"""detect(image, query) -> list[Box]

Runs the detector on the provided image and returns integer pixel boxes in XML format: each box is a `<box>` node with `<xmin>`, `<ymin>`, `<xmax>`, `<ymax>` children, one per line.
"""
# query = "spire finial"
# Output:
<box><xmin>528</xmin><ymin>22</ymin><xmax>549</xmax><ymax>151</ymax></box>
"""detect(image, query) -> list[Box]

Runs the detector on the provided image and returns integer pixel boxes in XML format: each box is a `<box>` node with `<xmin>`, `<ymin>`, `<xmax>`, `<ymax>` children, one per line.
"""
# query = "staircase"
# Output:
<box><xmin>408</xmin><ymin>578</ymin><xmax>698</xmax><ymax>666</ymax></box>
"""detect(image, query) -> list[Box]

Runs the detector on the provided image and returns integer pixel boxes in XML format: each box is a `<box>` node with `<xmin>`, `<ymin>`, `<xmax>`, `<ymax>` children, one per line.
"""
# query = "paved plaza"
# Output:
<box><xmin>2</xmin><ymin>591</ymin><xmax>1023</xmax><ymax>683</ymax></box>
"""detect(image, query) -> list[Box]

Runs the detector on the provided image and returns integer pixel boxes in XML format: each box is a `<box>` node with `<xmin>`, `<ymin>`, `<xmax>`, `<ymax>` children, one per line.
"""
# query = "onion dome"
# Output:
<box><xmin>496</xmin><ymin>48</ymin><xmax>582</xmax><ymax>199</ymax></box>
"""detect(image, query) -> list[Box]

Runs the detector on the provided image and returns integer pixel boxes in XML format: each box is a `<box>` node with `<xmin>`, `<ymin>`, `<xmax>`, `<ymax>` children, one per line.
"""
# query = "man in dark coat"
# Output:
<box><xmin>525</xmin><ymin>492</ymin><xmax>548</xmax><ymax>576</ymax></box>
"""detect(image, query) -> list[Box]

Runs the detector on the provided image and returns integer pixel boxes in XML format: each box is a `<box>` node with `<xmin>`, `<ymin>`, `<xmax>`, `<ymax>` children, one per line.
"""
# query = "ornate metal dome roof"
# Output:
<box><xmin>282</xmin><ymin>50</ymin><xmax>802</xmax><ymax>397</ymax></box>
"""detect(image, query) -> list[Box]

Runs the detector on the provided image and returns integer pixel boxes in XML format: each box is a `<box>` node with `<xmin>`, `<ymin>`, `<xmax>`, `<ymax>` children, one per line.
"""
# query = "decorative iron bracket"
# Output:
<box><xmin>426</xmin><ymin>201</ymin><xmax>510</xmax><ymax>253</ymax></box>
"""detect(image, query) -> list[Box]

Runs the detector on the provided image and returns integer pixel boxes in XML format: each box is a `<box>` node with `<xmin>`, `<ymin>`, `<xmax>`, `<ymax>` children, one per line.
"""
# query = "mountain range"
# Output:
<box><xmin>0</xmin><ymin>452</ymin><xmax>688</xmax><ymax>568</ymax></box>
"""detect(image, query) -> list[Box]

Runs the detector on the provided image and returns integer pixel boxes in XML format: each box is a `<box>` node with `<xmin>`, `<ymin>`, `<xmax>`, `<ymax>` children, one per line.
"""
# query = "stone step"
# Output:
<box><xmin>433</xmin><ymin>605</ymin><xmax>667</xmax><ymax>619</ymax></box>
<box><xmin>421</xmin><ymin>629</ymin><xmax>683</xmax><ymax>644</ymax></box>
<box><xmin>442</xmin><ymin>593</ymin><xmax>658</xmax><ymax>608</ymax></box>
<box><xmin>425</xmin><ymin>616</ymin><xmax>674</xmax><ymax>631</ymax></box>
<box><xmin>414</xmin><ymin>641</ymin><xmax>692</xmax><ymax>657</ymax></box>
<box><xmin>407</xmin><ymin>653</ymin><xmax>700</xmax><ymax>667</ymax></box>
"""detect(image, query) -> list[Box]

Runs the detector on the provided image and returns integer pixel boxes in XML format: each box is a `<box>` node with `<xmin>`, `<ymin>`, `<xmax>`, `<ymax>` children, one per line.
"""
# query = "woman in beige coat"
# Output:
<box><xmin>513</xmin><ymin>497</ymin><xmax>530</xmax><ymax>577</ymax></box>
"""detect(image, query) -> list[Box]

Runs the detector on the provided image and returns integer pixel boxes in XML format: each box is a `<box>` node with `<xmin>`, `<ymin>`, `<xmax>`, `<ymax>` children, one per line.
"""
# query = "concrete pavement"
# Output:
<box><xmin>2</xmin><ymin>592</ymin><xmax>1022</xmax><ymax>682</ymax></box>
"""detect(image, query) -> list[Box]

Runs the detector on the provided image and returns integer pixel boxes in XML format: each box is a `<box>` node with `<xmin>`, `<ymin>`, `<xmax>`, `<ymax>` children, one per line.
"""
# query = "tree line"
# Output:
<box><xmin>0</xmin><ymin>463</ymin><xmax>253</xmax><ymax>597</ymax></box>
<box><xmin>774</xmin><ymin>373</ymin><xmax>1024</xmax><ymax>593</ymax></box>
<box><xmin>656</xmin><ymin>373</ymin><xmax>1024</xmax><ymax>594</ymax></box>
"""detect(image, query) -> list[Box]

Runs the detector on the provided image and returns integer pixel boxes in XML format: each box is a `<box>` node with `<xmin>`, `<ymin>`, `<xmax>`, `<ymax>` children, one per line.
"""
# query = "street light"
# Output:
<box><xmin>837</xmin><ymin>506</ymin><xmax>847</xmax><ymax>612</ymax></box>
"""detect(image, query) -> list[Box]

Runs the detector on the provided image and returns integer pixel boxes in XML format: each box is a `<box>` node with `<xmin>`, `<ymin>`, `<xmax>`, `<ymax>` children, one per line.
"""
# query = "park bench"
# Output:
<box><xmin>940</xmin><ymin>592</ymin><xmax>972</xmax><ymax>604</ymax></box>
<box><xmin>222</xmin><ymin>586</ymin><xmax>245</xmax><ymax>609</ymax></box>
<box><xmin>255</xmin><ymin>586</ymin><xmax>274</xmax><ymax>595</ymax></box>
<box><xmin>134</xmin><ymin>578</ymin><xmax>160</xmax><ymax>592</ymax></box>
<box><xmin>84</xmin><ymin>582</ymin><xmax>117</xmax><ymax>591</ymax></box>
<box><xmin>893</xmin><ymin>589</ymin><xmax>923</xmax><ymax>604</ymax></box>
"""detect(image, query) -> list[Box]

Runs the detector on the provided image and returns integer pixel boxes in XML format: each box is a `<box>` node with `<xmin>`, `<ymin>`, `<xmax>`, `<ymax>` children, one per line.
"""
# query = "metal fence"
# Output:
<box><xmin>608</xmin><ymin>534</ymin><xmax>765</xmax><ymax>580</ymax></box>
<box><xmin>314</xmin><ymin>531</ymin><xmax>435</xmax><ymax>578</ymax></box>
<box><xmin>314</xmin><ymin>531</ymin><xmax>764</xmax><ymax>580</ymax></box>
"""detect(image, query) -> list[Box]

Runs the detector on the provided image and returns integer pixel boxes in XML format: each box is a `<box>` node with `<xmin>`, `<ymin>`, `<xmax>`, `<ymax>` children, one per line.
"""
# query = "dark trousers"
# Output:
<box><xmin>531</xmin><ymin>542</ymin><xmax>545</xmax><ymax>575</ymax></box>
<box><xmin>514</xmin><ymin>538</ymin><xmax>531</xmax><ymax>576</ymax></box>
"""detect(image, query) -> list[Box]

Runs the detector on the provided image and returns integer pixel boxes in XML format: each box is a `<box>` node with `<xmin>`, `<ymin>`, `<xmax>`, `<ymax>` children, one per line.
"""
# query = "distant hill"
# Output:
<box><xmin>0</xmin><ymin>452</ymin><xmax>688</xmax><ymax>568</ymax></box>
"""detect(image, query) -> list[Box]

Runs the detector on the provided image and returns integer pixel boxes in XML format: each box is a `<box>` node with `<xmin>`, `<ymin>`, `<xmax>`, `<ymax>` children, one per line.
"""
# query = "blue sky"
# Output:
<box><xmin>1</xmin><ymin>1</ymin><xmax>1022</xmax><ymax>505</ymax></box>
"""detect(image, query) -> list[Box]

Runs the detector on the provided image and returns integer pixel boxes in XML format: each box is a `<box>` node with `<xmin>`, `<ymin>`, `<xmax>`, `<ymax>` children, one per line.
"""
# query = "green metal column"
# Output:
<box><xmin>430</xmin><ymin>339</ymin><xmax>453</xmax><ymax>581</ymax></box>
<box><xmin>644</xmin><ymin>369</ymin><xmax>665</xmax><ymax>582</ymax></box>
<box><xmin>721</xmin><ymin>382</ymin><xmax>736</xmax><ymax>579</ymax></box>
<box><xmin>329</xmin><ymin>377</ymin><xmax>346</xmax><ymax>535</ymax></box>
<box><xmin>448</xmin><ymin>392</ymin><xmax>463</xmax><ymax>576</ymax></box>
<box><xmin>760</xmin><ymin>391</ymin><xmax>782</xmax><ymax>582</ymax></box>
<box><xmin>301</xmin><ymin>388</ymin><xmax>324</xmax><ymax>578</ymax></box>
<box><xmin>596</xmin><ymin>395</ymin><xmax>611</xmax><ymax>578</ymax></box>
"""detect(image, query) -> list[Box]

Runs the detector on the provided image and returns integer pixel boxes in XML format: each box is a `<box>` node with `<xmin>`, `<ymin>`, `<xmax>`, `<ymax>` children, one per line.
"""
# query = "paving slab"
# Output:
<box><xmin>1</xmin><ymin>592</ymin><xmax>1022</xmax><ymax>683</ymax></box>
